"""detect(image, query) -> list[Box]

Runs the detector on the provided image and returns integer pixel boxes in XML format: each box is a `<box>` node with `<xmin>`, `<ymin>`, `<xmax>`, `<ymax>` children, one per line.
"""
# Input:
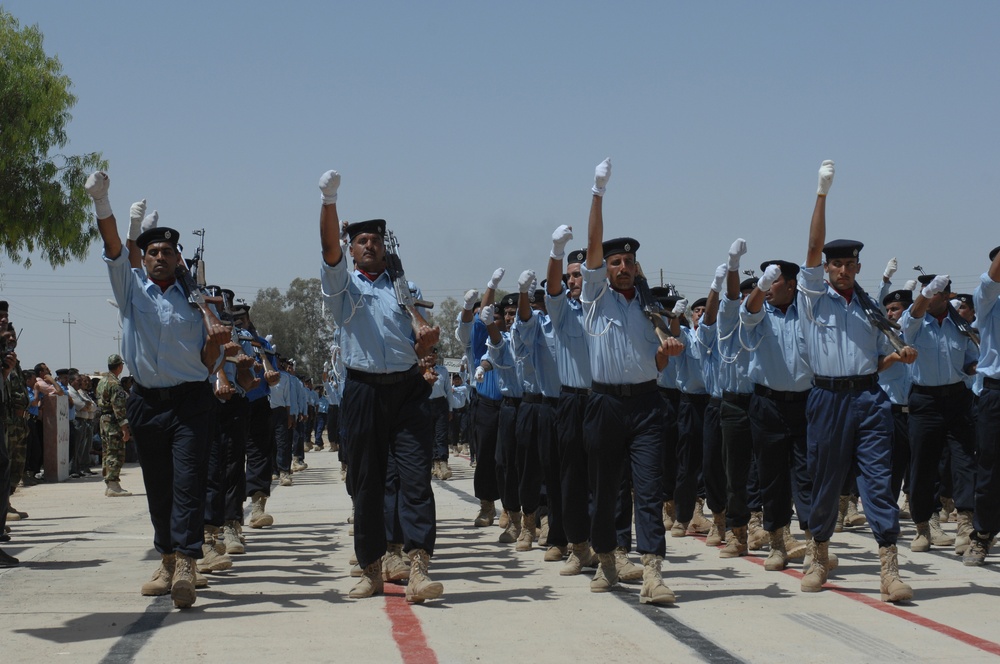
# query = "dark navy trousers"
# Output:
<box><xmin>748</xmin><ymin>390</ymin><xmax>812</xmax><ymax>532</ymax></box>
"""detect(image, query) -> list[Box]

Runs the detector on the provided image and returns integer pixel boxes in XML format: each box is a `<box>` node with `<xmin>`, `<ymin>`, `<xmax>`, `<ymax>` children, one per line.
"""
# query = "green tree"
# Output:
<box><xmin>250</xmin><ymin>278</ymin><xmax>335</xmax><ymax>381</ymax></box>
<box><xmin>0</xmin><ymin>10</ymin><xmax>106</xmax><ymax>268</ymax></box>
<box><xmin>425</xmin><ymin>296</ymin><xmax>463</xmax><ymax>360</ymax></box>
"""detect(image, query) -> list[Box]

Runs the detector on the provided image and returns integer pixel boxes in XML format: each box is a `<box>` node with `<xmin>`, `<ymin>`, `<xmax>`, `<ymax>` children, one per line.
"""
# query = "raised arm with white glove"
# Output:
<box><xmin>486</xmin><ymin>268</ymin><xmax>505</xmax><ymax>291</ymax></box>
<box><xmin>319</xmin><ymin>170</ymin><xmax>341</xmax><ymax>205</ymax></box>
<box><xmin>463</xmin><ymin>289</ymin><xmax>480</xmax><ymax>311</ymax></box>
<box><xmin>727</xmin><ymin>238</ymin><xmax>747</xmax><ymax>272</ymax></box>
<box><xmin>817</xmin><ymin>160</ymin><xmax>835</xmax><ymax>196</ymax></box>
<box><xmin>518</xmin><ymin>270</ymin><xmax>536</xmax><ymax>293</ymax></box>
<box><xmin>128</xmin><ymin>199</ymin><xmax>147</xmax><ymax>241</ymax></box>
<box><xmin>592</xmin><ymin>158</ymin><xmax>611</xmax><ymax>197</ymax></box>
<box><xmin>551</xmin><ymin>224</ymin><xmax>573</xmax><ymax>260</ymax></box>
<box><xmin>85</xmin><ymin>171</ymin><xmax>113</xmax><ymax>220</ymax></box>
<box><xmin>883</xmin><ymin>257</ymin><xmax>898</xmax><ymax>281</ymax></box>
<box><xmin>921</xmin><ymin>274</ymin><xmax>950</xmax><ymax>298</ymax></box>
<box><xmin>757</xmin><ymin>264</ymin><xmax>782</xmax><ymax>292</ymax></box>
<box><xmin>479</xmin><ymin>304</ymin><xmax>495</xmax><ymax>326</ymax></box>
<box><xmin>710</xmin><ymin>263</ymin><xmax>727</xmax><ymax>293</ymax></box>
<box><xmin>672</xmin><ymin>298</ymin><xmax>688</xmax><ymax>317</ymax></box>
<box><xmin>141</xmin><ymin>210</ymin><xmax>159</xmax><ymax>233</ymax></box>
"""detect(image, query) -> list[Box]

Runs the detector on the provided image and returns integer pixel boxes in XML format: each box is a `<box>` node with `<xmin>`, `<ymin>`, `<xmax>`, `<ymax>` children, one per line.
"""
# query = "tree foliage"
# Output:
<box><xmin>0</xmin><ymin>10</ymin><xmax>106</xmax><ymax>268</ymax></box>
<box><xmin>250</xmin><ymin>278</ymin><xmax>335</xmax><ymax>381</ymax></box>
<box><xmin>424</xmin><ymin>297</ymin><xmax>463</xmax><ymax>359</ymax></box>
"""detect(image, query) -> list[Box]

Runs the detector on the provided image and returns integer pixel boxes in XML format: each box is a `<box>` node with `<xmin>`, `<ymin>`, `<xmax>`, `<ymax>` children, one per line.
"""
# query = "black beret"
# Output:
<box><xmin>883</xmin><ymin>290</ymin><xmax>913</xmax><ymax>307</ymax></box>
<box><xmin>739</xmin><ymin>277</ymin><xmax>757</xmax><ymax>292</ymax></box>
<box><xmin>823</xmin><ymin>239</ymin><xmax>863</xmax><ymax>260</ymax></box>
<box><xmin>691</xmin><ymin>297</ymin><xmax>708</xmax><ymax>309</ymax></box>
<box><xmin>530</xmin><ymin>288</ymin><xmax>546</xmax><ymax>304</ymax></box>
<box><xmin>955</xmin><ymin>293</ymin><xmax>974</xmax><ymax>309</ymax></box>
<box><xmin>566</xmin><ymin>248</ymin><xmax>587</xmax><ymax>265</ymax></box>
<box><xmin>346</xmin><ymin>219</ymin><xmax>386</xmax><ymax>241</ymax></box>
<box><xmin>602</xmin><ymin>237</ymin><xmax>639</xmax><ymax>259</ymax></box>
<box><xmin>0</xmin><ymin>300</ymin><xmax>7</xmax><ymax>313</ymax></box>
<box><xmin>136</xmin><ymin>226</ymin><xmax>181</xmax><ymax>252</ymax></box>
<box><xmin>760</xmin><ymin>260</ymin><xmax>800</xmax><ymax>280</ymax></box>
<box><xmin>498</xmin><ymin>293</ymin><xmax>519</xmax><ymax>310</ymax></box>
<box><xmin>55</xmin><ymin>368</ymin><xmax>70</xmax><ymax>376</ymax></box>
<box><xmin>991</xmin><ymin>246</ymin><xmax>999</xmax><ymax>261</ymax></box>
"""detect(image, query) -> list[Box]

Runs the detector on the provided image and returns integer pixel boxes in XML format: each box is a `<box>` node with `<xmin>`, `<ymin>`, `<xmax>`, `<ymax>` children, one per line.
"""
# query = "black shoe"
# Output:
<box><xmin>0</xmin><ymin>548</ymin><xmax>19</xmax><ymax>567</ymax></box>
<box><xmin>0</xmin><ymin>534</ymin><xmax>9</xmax><ymax>542</ymax></box>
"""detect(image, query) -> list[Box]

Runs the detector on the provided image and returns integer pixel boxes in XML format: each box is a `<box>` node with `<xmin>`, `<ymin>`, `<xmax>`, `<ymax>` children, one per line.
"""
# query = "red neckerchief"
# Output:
<box><xmin>356</xmin><ymin>267</ymin><xmax>384</xmax><ymax>281</ymax></box>
<box><xmin>612</xmin><ymin>285</ymin><xmax>636</xmax><ymax>302</ymax></box>
<box><xmin>150</xmin><ymin>277</ymin><xmax>175</xmax><ymax>292</ymax></box>
<box><xmin>933</xmin><ymin>310</ymin><xmax>948</xmax><ymax>325</ymax></box>
<box><xmin>834</xmin><ymin>286</ymin><xmax>854</xmax><ymax>304</ymax></box>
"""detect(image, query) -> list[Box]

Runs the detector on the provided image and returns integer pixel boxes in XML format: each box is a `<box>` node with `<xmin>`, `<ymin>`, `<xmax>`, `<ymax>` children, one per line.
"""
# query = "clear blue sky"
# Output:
<box><xmin>3</xmin><ymin>1</ymin><xmax>998</xmax><ymax>373</ymax></box>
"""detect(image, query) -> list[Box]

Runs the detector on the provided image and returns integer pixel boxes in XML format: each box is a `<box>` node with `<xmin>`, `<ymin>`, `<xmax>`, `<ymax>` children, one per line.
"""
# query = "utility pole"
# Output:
<box><xmin>114</xmin><ymin>332</ymin><xmax>121</xmax><ymax>356</ymax></box>
<box><xmin>62</xmin><ymin>312</ymin><xmax>76</xmax><ymax>367</ymax></box>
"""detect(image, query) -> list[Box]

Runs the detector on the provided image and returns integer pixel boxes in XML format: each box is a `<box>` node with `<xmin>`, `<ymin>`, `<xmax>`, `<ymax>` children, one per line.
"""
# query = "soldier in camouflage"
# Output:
<box><xmin>97</xmin><ymin>354</ymin><xmax>133</xmax><ymax>497</ymax></box>
<box><xmin>3</xmin><ymin>323</ymin><xmax>31</xmax><ymax>511</ymax></box>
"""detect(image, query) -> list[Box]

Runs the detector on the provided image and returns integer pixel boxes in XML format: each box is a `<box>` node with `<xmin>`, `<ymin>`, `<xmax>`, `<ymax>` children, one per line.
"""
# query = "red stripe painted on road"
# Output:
<box><xmin>383</xmin><ymin>584</ymin><xmax>439</xmax><ymax>664</ymax></box>
<box><xmin>739</xmin><ymin>552</ymin><xmax>1000</xmax><ymax>657</ymax></box>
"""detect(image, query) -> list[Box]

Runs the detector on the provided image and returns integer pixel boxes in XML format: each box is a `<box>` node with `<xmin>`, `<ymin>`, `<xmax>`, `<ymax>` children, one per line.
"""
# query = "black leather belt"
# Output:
<box><xmin>502</xmin><ymin>397</ymin><xmax>522</xmax><ymax>407</ymax></box>
<box><xmin>891</xmin><ymin>404</ymin><xmax>910</xmax><ymax>414</ymax></box>
<box><xmin>561</xmin><ymin>386</ymin><xmax>591</xmax><ymax>396</ymax></box>
<box><xmin>347</xmin><ymin>366</ymin><xmax>419</xmax><ymax>386</ymax></box>
<box><xmin>478</xmin><ymin>394</ymin><xmax>501</xmax><ymax>408</ymax></box>
<box><xmin>680</xmin><ymin>392</ymin><xmax>710</xmax><ymax>405</ymax></box>
<box><xmin>985</xmin><ymin>377</ymin><xmax>1000</xmax><ymax>391</ymax></box>
<box><xmin>659</xmin><ymin>387</ymin><xmax>681</xmax><ymax>399</ymax></box>
<box><xmin>813</xmin><ymin>374</ymin><xmax>878</xmax><ymax>392</ymax></box>
<box><xmin>132</xmin><ymin>381</ymin><xmax>208</xmax><ymax>403</ymax></box>
<box><xmin>522</xmin><ymin>393</ymin><xmax>544</xmax><ymax>404</ymax></box>
<box><xmin>911</xmin><ymin>382</ymin><xmax>970</xmax><ymax>398</ymax></box>
<box><xmin>545</xmin><ymin>396</ymin><xmax>559</xmax><ymax>408</ymax></box>
<box><xmin>591</xmin><ymin>380</ymin><xmax>657</xmax><ymax>398</ymax></box>
<box><xmin>722</xmin><ymin>391</ymin><xmax>752</xmax><ymax>408</ymax></box>
<box><xmin>753</xmin><ymin>384</ymin><xmax>810</xmax><ymax>402</ymax></box>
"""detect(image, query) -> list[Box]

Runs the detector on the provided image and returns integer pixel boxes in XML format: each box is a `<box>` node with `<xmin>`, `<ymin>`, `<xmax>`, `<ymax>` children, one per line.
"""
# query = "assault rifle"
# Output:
<box><xmin>384</xmin><ymin>230</ymin><xmax>435</xmax><ymax>333</ymax></box>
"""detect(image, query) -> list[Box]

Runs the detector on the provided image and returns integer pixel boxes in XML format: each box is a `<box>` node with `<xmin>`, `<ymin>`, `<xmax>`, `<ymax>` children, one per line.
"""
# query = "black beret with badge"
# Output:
<box><xmin>346</xmin><ymin>219</ymin><xmax>386</xmax><ymax>241</ymax></box>
<box><xmin>566</xmin><ymin>248</ymin><xmax>587</xmax><ymax>265</ymax></box>
<box><xmin>498</xmin><ymin>293</ymin><xmax>519</xmax><ymax>310</ymax></box>
<box><xmin>136</xmin><ymin>226</ymin><xmax>180</xmax><ymax>252</ymax></box>
<box><xmin>823</xmin><ymin>239</ymin><xmax>863</xmax><ymax>260</ymax></box>
<box><xmin>602</xmin><ymin>237</ymin><xmax>640</xmax><ymax>259</ymax></box>
<box><xmin>883</xmin><ymin>290</ymin><xmax>913</xmax><ymax>307</ymax></box>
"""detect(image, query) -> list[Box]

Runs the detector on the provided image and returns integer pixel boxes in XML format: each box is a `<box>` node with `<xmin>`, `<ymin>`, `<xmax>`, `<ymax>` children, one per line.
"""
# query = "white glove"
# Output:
<box><xmin>487</xmin><ymin>268</ymin><xmax>505</xmax><ymax>290</ymax></box>
<box><xmin>921</xmin><ymin>274</ymin><xmax>950</xmax><ymax>298</ymax></box>
<box><xmin>474</xmin><ymin>366</ymin><xmax>485</xmax><ymax>383</ymax></box>
<box><xmin>319</xmin><ymin>170</ymin><xmax>341</xmax><ymax>205</ymax></box>
<box><xmin>592</xmin><ymin>158</ymin><xmax>611</xmax><ymax>197</ymax></box>
<box><xmin>479</xmin><ymin>304</ymin><xmax>495</xmax><ymax>326</ymax></box>
<box><xmin>128</xmin><ymin>199</ymin><xmax>147</xmax><ymax>241</ymax></box>
<box><xmin>85</xmin><ymin>171</ymin><xmax>113</xmax><ymax>219</ymax></box>
<box><xmin>141</xmin><ymin>210</ymin><xmax>159</xmax><ymax>234</ymax></box>
<box><xmin>727</xmin><ymin>238</ymin><xmax>747</xmax><ymax>271</ymax></box>
<box><xmin>672</xmin><ymin>298</ymin><xmax>688</xmax><ymax>317</ymax></box>
<box><xmin>518</xmin><ymin>269</ymin><xmax>536</xmax><ymax>293</ymax></box>
<box><xmin>950</xmin><ymin>298</ymin><xmax>962</xmax><ymax>309</ymax></box>
<box><xmin>904</xmin><ymin>279</ymin><xmax>917</xmax><ymax>291</ymax></box>
<box><xmin>710</xmin><ymin>263</ymin><xmax>727</xmax><ymax>293</ymax></box>
<box><xmin>817</xmin><ymin>160</ymin><xmax>835</xmax><ymax>196</ymax></box>
<box><xmin>757</xmin><ymin>264</ymin><xmax>782</xmax><ymax>292</ymax></box>
<box><xmin>551</xmin><ymin>224</ymin><xmax>573</xmax><ymax>260</ymax></box>
<box><xmin>463</xmin><ymin>289</ymin><xmax>479</xmax><ymax>311</ymax></box>
<box><xmin>883</xmin><ymin>257</ymin><xmax>898</xmax><ymax>280</ymax></box>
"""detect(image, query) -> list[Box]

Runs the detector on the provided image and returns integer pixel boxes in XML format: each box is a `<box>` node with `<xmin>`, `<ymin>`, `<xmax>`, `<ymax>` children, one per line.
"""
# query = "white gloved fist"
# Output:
<box><xmin>474</xmin><ymin>366</ymin><xmax>485</xmax><ymax>383</ymax></box>
<box><xmin>487</xmin><ymin>268</ymin><xmax>505</xmax><ymax>290</ymax></box>
<box><xmin>479</xmin><ymin>304</ymin><xmax>495</xmax><ymax>326</ymax></box>
<box><xmin>921</xmin><ymin>274</ymin><xmax>950</xmax><ymax>298</ymax></box>
<box><xmin>319</xmin><ymin>170</ymin><xmax>341</xmax><ymax>205</ymax></box>
<box><xmin>592</xmin><ymin>158</ymin><xmax>611</xmax><ymax>197</ymax></box>
<box><xmin>904</xmin><ymin>279</ymin><xmax>917</xmax><ymax>291</ymax></box>
<box><xmin>950</xmin><ymin>298</ymin><xmax>962</xmax><ymax>309</ymax></box>
<box><xmin>128</xmin><ymin>199</ymin><xmax>147</xmax><ymax>241</ymax></box>
<box><xmin>757</xmin><ymin>264</ymin><xmax>782</xmax><ymax>292</ymax></box>
<box><xmin>817</xmin><ymin>160</ymin><xmax>835</xmax><ymax>196</ymax></box>
<box><xmin>141</xmin><ymin>210</ymin><xmax>159</xmax><ymax>233</ymax></box>
<box><xmin>883</xmin><ymin>257</ymin><xmax>898</xmax><ymax>280</ymax></box>
<box><xmin>727</xmin><ymin>238</ymin><xmax>747</xmax><ymax>271</ymax></box>
<box><xmin>710</xmin><ymin>263</ymin><xmax>727</xmax><ymax>293</ymax></box>
<box><xmin>463</xmin><ymin>289</ymin><xmax>480</xmax><ymax>311</ymax></box>
<box><xmin>672</xmin><ymin>298</ymin><xmax>688</xmax><ymax>317</ymax></box>
<box><xmin>551</xmin><ymin>224</ymin><xmax>573</xmax><ymax>260</ymax></box>
<box><xmin>518</xmin><ymin>269</ymin><xmax>536</xmax><ymax>293</ymax></box>
<box><xmin>85</xmin><ymin>171</ymin><xmax>113</xmax><ymax>219</ymax></box>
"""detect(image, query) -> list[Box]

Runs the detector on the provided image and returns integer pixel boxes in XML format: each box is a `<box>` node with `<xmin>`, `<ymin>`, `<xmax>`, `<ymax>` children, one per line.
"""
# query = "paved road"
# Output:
<box><xmin>2</xmin><ymin>449</ymin><xmax>999</xmax><ymax>663</ymax></box>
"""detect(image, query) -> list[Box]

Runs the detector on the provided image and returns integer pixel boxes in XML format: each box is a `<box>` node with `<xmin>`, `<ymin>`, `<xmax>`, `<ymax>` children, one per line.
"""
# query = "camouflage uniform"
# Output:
<box><xmin>96</xmin><ymin>372</ymin><xmax>129</xmax><ymax>482</ymax></box>
<box><xmin>4</xmin><ymin>361</ymin><xmax>29</xmax><ymax>487</ymax></box>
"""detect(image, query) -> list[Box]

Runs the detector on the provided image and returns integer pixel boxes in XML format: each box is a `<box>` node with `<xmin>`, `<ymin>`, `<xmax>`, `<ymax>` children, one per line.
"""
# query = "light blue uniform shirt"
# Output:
<box><xmin>545</xmin><ymin>290</ymin><xmax>593</xmax><ymax>390</ymax></box>
<box><xmin>450</xmin><ymin>384</ymin><xmax>470</xmax><ymax>409</ymax></box>
<box><xmin>321</xmin><ymin>257</ymin><xmax>418</xmax><ymax>373</ymax></box>
<box><xmin>901</xmin><ymin>309</ymin><xmax>977</xmax><ymax>387</ymax></box>
<box><xmin>104</xmin><ymin>251</ymin><xmax>211</xmax><ymax>388</ymax></box>
<box><xmin>476</xmin><ymin>350</ymin><xmax>503</xmax><ymax>401</ymax></box>
<box><xmin>657</xmin><ymin>349</ymin><xmax>680</xmax><ymax>390</ymax></box>
<box><xmin>269</xmin><ymin>371</ymin><xmax>292</xmax><ymax>408</ymax></box>
<box><xmin>486</xmin><ymin>333</ymin><xmax>525</xmax><ymax>398</ymax></box>
<box><xmin>879</xmin><ymin>361</ymin><xmax>911</xmax><ymax>405</ymax></box>
<box><xmin>429</xmin><ymin>363</ymin><xmax>452</xmax><ymax>404</ymax></box>
<box><xmin>798</xmin><ymin>265</ymin><xmax>890</xmax><ymax>378</ymax></box>
<box><xmin>975</xmin><ymin>273</ymin><xmax>1000</xmax><ymax>380</ymax></box>
<box><xmin>697</xmin><ymin>322</ymin><xmax>723</xmax><ymax>399</ymax></box>
<box><xmin>717</xmin><ymin>295</ymin><xmax>753</xmax><ymax>394</ymax></box>
<box><xmin>580</xmin><ymin>263</ymin><xmax>660</xmax><ymax>385</ymax></box>
<box><xmin>512</xmin><ymin>310</ymin><xmax>562</xmax><ymax>398</ymax></box>
<box><xmin>675</xmin><ymin>326</ymin><xmax>708</xmax><ymax>395</ymax></box>
<box><xmin>740</xmin><ymin>299</ymin><xmax>813</xmax><ymax>393</ymax></box>
<box><xmin>317</xmin><ymin>394</ymin><xmax>330</xmax><ymax>414</ymax></box>
<box><xmin>324</xmin><ymin>380</ymin><xmax>342</xmax><ymax>407</ymax></box>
